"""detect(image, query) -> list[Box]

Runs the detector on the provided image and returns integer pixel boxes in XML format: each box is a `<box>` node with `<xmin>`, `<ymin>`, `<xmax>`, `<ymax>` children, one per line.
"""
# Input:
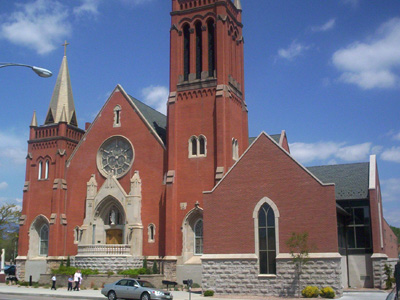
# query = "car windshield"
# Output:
<box><xmin>138</xmin><ymin>281</ymin><xmax>155</xmax><ymax>288</ymax></box>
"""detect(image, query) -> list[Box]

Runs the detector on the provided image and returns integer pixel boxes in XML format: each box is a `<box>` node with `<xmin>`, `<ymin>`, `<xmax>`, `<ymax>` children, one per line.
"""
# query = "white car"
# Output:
<box><xmin>101</xmin><ymin>279</ymin><xmax>173</xmax><ymax>300</ymax></box>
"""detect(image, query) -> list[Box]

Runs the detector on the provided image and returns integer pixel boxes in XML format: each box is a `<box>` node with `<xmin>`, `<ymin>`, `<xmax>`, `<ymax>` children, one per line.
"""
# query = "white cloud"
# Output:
<box><xmin>290</xmin><ymin>141</ymin><xmax>374</xmax><ymax>164</ymax></box>
<box><xmin>0</xmin><ymin>182</ymin><xmax>8</xmax><ymax>190</ymax></box>
<box><xmin>332</xmin><ymin>18</ymin><xmax>400</xmax><ymax>89</ymax></box>
<box><xmin>278</xmin><ymin>41</ymin><xmax>310</xmax><ymax>61</ymax></box>
<box><xmin>74</xmin><ymin>0</ymin><xmax>101</xmax><ymax>16</ymax></box>
<box><xmin>0</xmin><ymin>0</ymin><xmax>71</xmax><ymax>55</ymax></box>
<box><xmin>0</xmin><ymin>131</ymin><xmax>27</xmax><ymax>165</ymax></box>
<box><xmin>336</xmin><ymin>142</ymin><xmax>372</xmax><ymax>161</ymax></box>
<box><xmin>141</xmin><ymin>86</ymin><xmax>168</xmax><ymax>115</ymax></box>
<box><xmin>120</xmin><ymin>0</ymin><xmax>154</xmax><ymax>5</ymax></box>
<box><xmin>311</xmin><ymin>19</ymin><xmax>336</xmax><ymax>32</ymax></box>
<box><xmin>381</xmin><ymin>146</ymin><xmax>400</xmax><ymax>163</ymax></box>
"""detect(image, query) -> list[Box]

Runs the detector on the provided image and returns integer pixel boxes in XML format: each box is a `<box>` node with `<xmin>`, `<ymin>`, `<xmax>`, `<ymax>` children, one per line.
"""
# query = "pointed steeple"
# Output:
<box><xmin>45</xmin><ymin>42</ymin><xmax>78</xmax><ymax>126</ymax></box>
<box><xmin>234</xmin><ymin>0</ymin><xmax>242</xmax><ymax>10</ymax></box>
<box><xmin>30</xmin><ymin>111</ymin><xmax>38</xmax><ymax>127</ymax></box>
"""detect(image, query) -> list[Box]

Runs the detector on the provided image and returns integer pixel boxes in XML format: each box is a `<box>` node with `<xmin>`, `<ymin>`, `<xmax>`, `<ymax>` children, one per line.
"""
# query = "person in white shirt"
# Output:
<box><xmin>51</xmin><ymin>275</ymin><xmax>56</xmax><ymax>290</ymax></box>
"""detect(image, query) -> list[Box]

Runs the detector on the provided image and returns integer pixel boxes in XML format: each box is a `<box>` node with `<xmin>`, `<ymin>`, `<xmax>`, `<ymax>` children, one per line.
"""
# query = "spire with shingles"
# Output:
<box><xmin>234</xmin><ymin>0</ymin><xmax>242</xmax><ymax>10</ymax></box>
<box><xmin>30</xmin><ymin>111</ymin><xmax>37</xmax><ymax>127</ymax></box>
<box><xmin>44</xmin><ymin>42</ymin><xmax>78</xmax><ymax>127</ymax></box>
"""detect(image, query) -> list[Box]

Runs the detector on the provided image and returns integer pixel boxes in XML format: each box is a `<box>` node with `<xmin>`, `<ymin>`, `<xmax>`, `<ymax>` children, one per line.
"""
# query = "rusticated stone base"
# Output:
<box><xmin>74</xmin><ymin>256</ymin><xmax>142</xmax><ymax>272</ymax></box>
<box><xmin>202</xmin><ymin>255</ymin><xmax>343</xmax><ymax>297</ymax></box>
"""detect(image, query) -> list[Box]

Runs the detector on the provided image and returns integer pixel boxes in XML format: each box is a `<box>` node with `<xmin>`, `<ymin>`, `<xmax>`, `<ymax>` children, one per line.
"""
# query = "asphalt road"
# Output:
<box><xmin>0</xmin><ymin>295</ymin><xmax>84</xmax><ymax>300</ymax></box>
<box><xmin>340</xmin><ymin>291</ymin><xmax>388</xmax><ymax>300</ymax></box>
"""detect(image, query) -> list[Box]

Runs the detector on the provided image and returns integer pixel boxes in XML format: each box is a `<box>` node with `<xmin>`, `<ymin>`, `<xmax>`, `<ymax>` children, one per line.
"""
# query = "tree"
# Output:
<box><xmin>0</xmin><ymin>203</ymin><xmax>21</xmax><ymax>262</ymax></box>
<box><xmin>286</xmin><ymin>232</ymin><xmax>311</xmax><ymax>298</ymax></box>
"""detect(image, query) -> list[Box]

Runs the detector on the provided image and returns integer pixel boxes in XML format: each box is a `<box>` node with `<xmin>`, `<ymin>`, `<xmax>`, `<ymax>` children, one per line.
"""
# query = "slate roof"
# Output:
<box><xmin>307</xmin><ymin>163</ymin><xmax>370</xmax><ymax>200</ymax></box>
<box><xmin>249</xmin><ymin>134</ymin><xmax>280</xmax><ymax>145</ymax></box>
<box><xmin>129</xmin><ymin>95</ymin><xmax>167</xmax><ymax>144</ymax></box>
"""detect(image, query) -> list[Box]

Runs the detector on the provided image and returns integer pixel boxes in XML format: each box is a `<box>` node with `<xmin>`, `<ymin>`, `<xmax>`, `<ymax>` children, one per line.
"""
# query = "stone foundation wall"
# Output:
<box><xmin>372</xmin><ymin>256</ymin><xmax>399</xmax><ymax>289</ymax></box>
<box><xmin>162</xmin><ymin>260</ymin><xmax>177</xmax><ymax>281</ymax></box>
<box><xmin>202</xmin><ymin>256</ymin><xmax>343</xmax><ymax>297</ymax></box>
<box><xmin>39</xmin><ymin>274</ymin><xmax>165</xmax><ymax>289</ymax></box>
<box><xmin>74</xmin><ymin>256</ymin><xmax>142</xmax><ymax>272</ymax></box>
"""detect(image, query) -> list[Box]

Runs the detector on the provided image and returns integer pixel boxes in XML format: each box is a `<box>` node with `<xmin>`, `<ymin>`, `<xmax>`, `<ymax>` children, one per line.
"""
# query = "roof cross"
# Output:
<box><xmin>62</xmin><ymin>40</ymin><xmax>69</xmax><ymax>56</ymax></box>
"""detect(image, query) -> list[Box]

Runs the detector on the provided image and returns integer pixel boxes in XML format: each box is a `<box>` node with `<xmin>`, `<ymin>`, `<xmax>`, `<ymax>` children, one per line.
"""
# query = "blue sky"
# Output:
<box><xmin>0</xmin><ymin>0</ymin><xmax>400</xmax><ymax>227</ymax></box>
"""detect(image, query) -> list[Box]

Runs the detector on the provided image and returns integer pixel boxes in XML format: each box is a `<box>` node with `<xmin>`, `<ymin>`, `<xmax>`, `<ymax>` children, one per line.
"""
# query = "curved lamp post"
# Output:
<box><xmin>0</xmin><ymin>62</ymin><xmax>52</xmax><ymax>78</ymax></box>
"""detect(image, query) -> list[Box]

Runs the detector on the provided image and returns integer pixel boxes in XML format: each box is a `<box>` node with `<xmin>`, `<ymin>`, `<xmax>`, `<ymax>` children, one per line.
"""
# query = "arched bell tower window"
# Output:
<box><xmin>183</xmin><ymin>24</ymin><xmax>191</xmax><ymax>81</ymax></box>
<box><xmin>190</xmin><ymin>136</ymin><xmax>197</xmax><ymax>156</ymax></box>
<box><xmin>39</xmin><ymin>224</ymin><xmax>49</xmax><ymax>256</ymax></box>
<box><xmin>195</xmin><ymin>21</ymin><xmax>203</xmax><ymax>79</ymax></box>
<box><xmin>232</xmin><ymin>138</ymin><xmax>239</xmax><ymax>161</ymax></box>
<box><xmin>45</xmin><ymin>159</ymin><xmax>49</xmax><ymax>179</ymax></box>
<box><xmin>189</xmin><ymin>135</ymin><xmax>207</xmax><ymax>158</ymax></box>
<box><xmin>207</xmin><ymin>19</ymin><xmax>215</xmax><ymax>77</ymax></box>
<box><xmin>38</xmin><ymin>161</ymin><xmax>43</xmax><ymax>180</ymax></box>
<box><xmin>199</xmin><ymin>135</ymin><xmax>206</xmax><ymax>155</ymax></box>
<box><xmin>114</xmin><ymin>105</ymin><xmax>122</xmax><ymax>127</ymax></box>
<box><xmin>194</xmin><ymin>219</ymin><xmax>203</xmax><ymax>255</ymax></box>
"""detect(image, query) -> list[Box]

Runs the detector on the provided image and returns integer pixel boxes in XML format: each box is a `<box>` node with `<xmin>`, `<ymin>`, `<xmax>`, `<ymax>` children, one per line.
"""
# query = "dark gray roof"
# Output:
<box><xmin>129</xmin><ymin>95</ymin><xmax>167</xmax><ymax>144</ymax></box>
<box><xmin>249</xmin><ymin>134</ymin><xmax>280</xmax><ymax>145</ymax></box>
<box><xmin>307</xmin><ymin>163</ymin><xmax>370</xmax><ymax>200</ymax></box>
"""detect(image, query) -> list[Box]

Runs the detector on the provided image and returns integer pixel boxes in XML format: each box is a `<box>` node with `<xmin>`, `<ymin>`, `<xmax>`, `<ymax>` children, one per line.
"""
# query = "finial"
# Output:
<box><xmin>62</xmin><ymin>40</ymin><xmax>69</xmax><ymax>56</ymax></box>
<box><xmin>30</xmin><ymin>111</ymin><xmax>38</xmax><ymax>127</ymax></box>
<box><xmin>234</xmin><ymin>0</ymin><xmax>242</xmax><ymax>10</ymax></box>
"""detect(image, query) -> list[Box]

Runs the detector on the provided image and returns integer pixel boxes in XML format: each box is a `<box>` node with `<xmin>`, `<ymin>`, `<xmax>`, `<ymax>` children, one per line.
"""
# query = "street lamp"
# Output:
<box><xmin>0</xmin><ymin>62</ymin><xmax>52</xmax><ymax>78</ymax></box>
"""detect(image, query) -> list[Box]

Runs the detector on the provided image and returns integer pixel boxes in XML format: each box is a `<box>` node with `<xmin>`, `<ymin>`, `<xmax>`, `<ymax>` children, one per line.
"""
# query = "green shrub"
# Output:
<box><xmin>204</xmin><ymin>290</ymin><xmax>214</xmax><ymax>297</ymax></box>
<box><xmin>51</xmin><ymin>265</ymin><xmax>77</xmax><ymax>275</ymax></box>
<box><xmin>320</xmin><ymin>287</ymin><xmax>335</xmax><ymax>299</ymax></box>
<box><xmin>301</xmin><ymin>286</ymin><xmax>320</xmax><ymax>298</ymax></box>
<box><xmin>81</xmin><ymin>268</ymin><xmax>99</xmax><ymax>276</ymax></box>
<box><xmin>192</xmin><ymin>283</ymin><xmax>201</xmax><ymax>288</ymax></box>
<box><xmin>384</xmin><ymin>264</ymin><xmax>395</xmax><ymax>289</ymax></box>
<box><xmin>106</xmin><ymin>270</ymin><xmax>114</xmax><ymax>276</ymax></box>
<box><xmin>66</xmin><ymin>256</ymin><xmax>71</xmax><ymax>267</ymax></box>
<box><xmin>152</xmin><ymin>261</ymin><xmax>159</xmax><ymax>274</ymax></box>
<box><xmin>19</xmin><ymin>281</ymin><xmax>30</xmax><ymax>286</ymax></box>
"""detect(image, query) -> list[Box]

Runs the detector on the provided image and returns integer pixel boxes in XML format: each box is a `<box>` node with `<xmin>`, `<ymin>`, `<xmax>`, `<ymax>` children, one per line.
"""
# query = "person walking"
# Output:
<box><xmin>73</xmin><ymin>270</ymin><xmax>82</xmax><ymax>291</ymax></box>
<box><xmin>51</xmin><ymin>275</ymin><xmax>56</xmax><ymax>290</ymax></box>
<box><xmin>395</xmin><ymin>261</ymin><xmax>400</xmax><ymax>300</ymax></box>
<box><xmin>68</xmin><ymin>275</ymin><xmax>73</xmax><ymax>291</ymax></box>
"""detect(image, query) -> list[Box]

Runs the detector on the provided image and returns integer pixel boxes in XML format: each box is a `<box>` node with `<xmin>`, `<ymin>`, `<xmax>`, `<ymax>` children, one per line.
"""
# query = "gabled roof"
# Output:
<box><xmin>129</xmin><ymin>95</ymin><xmax>166</xmax><ymax>144</ymax></box>
<box><xmin>307</xmin><ymin>163</ymin><xmax>370</xmax><ymax>200</ymax></box>
<box><xmin>249</xmin><ymin>134</ymin><xmax>280</xmax><ymax>145</ymax></box>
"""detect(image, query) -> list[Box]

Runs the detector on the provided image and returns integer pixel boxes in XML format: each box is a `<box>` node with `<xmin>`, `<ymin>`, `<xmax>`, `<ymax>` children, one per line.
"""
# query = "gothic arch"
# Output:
<box><xmin>28</xmin><ymin>215</ymin><xmax>50</xmax><ymax>258</ymax></box>
<box><xmin>182</xmin><ymin>206</ymin><xmax>203</xmax><ymax>263</ymax></box>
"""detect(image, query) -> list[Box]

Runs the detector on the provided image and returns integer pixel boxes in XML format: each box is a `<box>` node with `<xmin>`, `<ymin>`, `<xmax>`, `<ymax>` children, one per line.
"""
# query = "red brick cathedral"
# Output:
<box><xmin>17</xmin><ymin>0</ymin><xmax>398</xmax><ymax>296</ymax></box>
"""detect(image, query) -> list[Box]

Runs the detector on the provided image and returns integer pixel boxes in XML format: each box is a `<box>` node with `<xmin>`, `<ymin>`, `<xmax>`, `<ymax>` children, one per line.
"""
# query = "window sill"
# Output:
<box><xmin>258</xmin><ymin>274</ymin><xmax>277</xmax><ymax>279</ymax></box>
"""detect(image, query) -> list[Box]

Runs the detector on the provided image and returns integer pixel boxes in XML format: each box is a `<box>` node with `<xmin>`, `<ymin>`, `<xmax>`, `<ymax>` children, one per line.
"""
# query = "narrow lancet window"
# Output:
<box><xmin>114</xmin><ymin>105</ymin><xmax>122</xmax><ymax>127</ymax></box>
<box><xmin>39</xmin><ymin>224</ymin><xmax>49</xmax><ymax>256</ymax></box>
<box><xmin>258</xmin><ymin>203</ymin><xmax>276</xmax><ymax>274</ymax></box>
<box><xmin>183</xmin><ymin>24</ymin><xmax>191</xmax><ymax>81</ymax></box>
<box><xmin>38</xmin><ymin>161</ymin><xmax>43</xmax><ymax>180</ymax></box>
<box><xmin>195</xmin><ymin>22</ymin><xmax>203</xmax><ymax>79</ymax></box>
<box><xmin>199</xmin><ymin>136</ymin><xmax>206</xmax><ymax>155</ymax></box>
<box><xmin>207</xmin><ymin>20</ymin><xmax>215</xmax><ymax>77</ymax></box>
<box><xmin>45</xmin><ymin>160</ymin><xmax>49</xmax><ymax>179</ymax></box>
<box><xmin>194</xmin><ymin>219</ymin><xmax>203</xmax><ymax>254</ymax></box>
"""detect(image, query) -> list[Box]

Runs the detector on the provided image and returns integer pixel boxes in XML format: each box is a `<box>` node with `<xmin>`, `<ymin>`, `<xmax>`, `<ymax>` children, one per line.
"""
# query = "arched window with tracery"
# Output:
<box><xmin>183</xmin><ymin>24</ymin><xmax>191</xmax><ymax>81</ymax></box>
<box><xmin>194</xmin><ymin>219</ymin><xmax>203</xmax><ymax>255</ymax></box>
<box><xmin>39</xmin><ymin>224</ymin><xmax>49</xmax><ymax>256</ymax></box>
<box><xmin>258</xmin><ymin>203</ymin><xmax>276</xmax><ymax>274</ymax></box>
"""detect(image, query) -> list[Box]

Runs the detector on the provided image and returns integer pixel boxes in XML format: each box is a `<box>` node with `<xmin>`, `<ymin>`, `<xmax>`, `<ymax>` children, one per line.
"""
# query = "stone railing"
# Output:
<box><xmin>77</xmin><ymin>244</ymin><xmax>131</xmax><ymax>256</ymax></box>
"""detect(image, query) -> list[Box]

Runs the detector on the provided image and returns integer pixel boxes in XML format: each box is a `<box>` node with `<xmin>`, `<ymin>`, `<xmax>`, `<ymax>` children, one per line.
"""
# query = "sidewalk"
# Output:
<box><xmin>0</xmin><ymin>284</ymin><xmax>390</xmax><ymax>300</ymax></box>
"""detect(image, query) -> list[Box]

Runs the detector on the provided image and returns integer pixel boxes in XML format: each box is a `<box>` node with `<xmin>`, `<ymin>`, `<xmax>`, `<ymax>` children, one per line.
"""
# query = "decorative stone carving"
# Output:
<box><xmin>86</xmin><ymin>174</ymin><xmax>98</xmax><ymax>200</ymax></box>
<box><xmin>130</xmin><ymin>171</ymin><xmax>142</xmax><ymax>196</ymax></box>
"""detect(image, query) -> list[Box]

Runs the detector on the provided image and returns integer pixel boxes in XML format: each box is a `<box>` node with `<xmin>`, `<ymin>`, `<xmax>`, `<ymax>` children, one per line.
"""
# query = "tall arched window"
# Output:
<box><xmin>39</xmin><ymin>224</ymin><xmax>49</xmax><ymax>256</ymax></box>
<box><xmin>194</xmin><ymin>219</ymin><xmax>203</xmax><ymax>255</ymax></box>
<box><xmin>183</xmin><ymin>24</ymin><xmax>191</xmax><ymax>81</ymax></box>
<box><xmin>38</xmin><ymin>161</ymin><xmax>43</xmax><ymax>180</ymax></box>
<box><xmin>232</xmin><ymin>138</ymin><xmax>239</xmax><ymax>160</ymax></box>
<box><xmin>195</xmin><ymin>22</ymin><xmax>203</xmax><ymax>79</ymax></box>
<box><xmin>207</xmin><ymin>19</ymin><xmax>215</xmax><ymax>77</ymax></box>
<box><xmin>45</xmin><ymin>160</ymin><xmax>49</xmax><ymax>179</ymax></box>
<box><xmin>258</xmin><ymin>203</ymin><xmax>276</xmax><ymax>274</ymax></box>
<box><xmin>199</xmin><ymin>135</ymin><xmax>206</xmax><ymax>155</ymax></box>
<box><xmin>191</xmin><ymin>136</ymin><xmax>197</xmax><ymax>156</ymax></box>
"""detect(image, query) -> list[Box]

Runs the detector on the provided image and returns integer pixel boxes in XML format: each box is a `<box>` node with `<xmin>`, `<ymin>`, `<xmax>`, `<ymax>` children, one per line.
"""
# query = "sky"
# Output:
<box><xmin>0</xmin><ymin>0</ymin><xmax>400</xmax><ymax>227</ymax></box>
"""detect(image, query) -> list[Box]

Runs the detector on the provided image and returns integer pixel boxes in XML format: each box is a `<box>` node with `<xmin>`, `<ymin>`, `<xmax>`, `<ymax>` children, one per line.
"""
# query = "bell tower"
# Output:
<box><xmin>17</xmin><ymin>45</ymin><xmax>85</xmax><ymax>279</ymax></box>
<box><xmin>165</xmin><ymin>0</ymin><xmax>248</xmax><ymax>257</ymax></box>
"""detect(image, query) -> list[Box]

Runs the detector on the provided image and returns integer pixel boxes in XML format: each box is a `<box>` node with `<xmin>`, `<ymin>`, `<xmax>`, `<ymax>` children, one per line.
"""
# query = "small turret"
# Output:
<box><xmin>234</xmin><ymin>0</ymin><xmax>242</xmax><ymax>10</ymax></box>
